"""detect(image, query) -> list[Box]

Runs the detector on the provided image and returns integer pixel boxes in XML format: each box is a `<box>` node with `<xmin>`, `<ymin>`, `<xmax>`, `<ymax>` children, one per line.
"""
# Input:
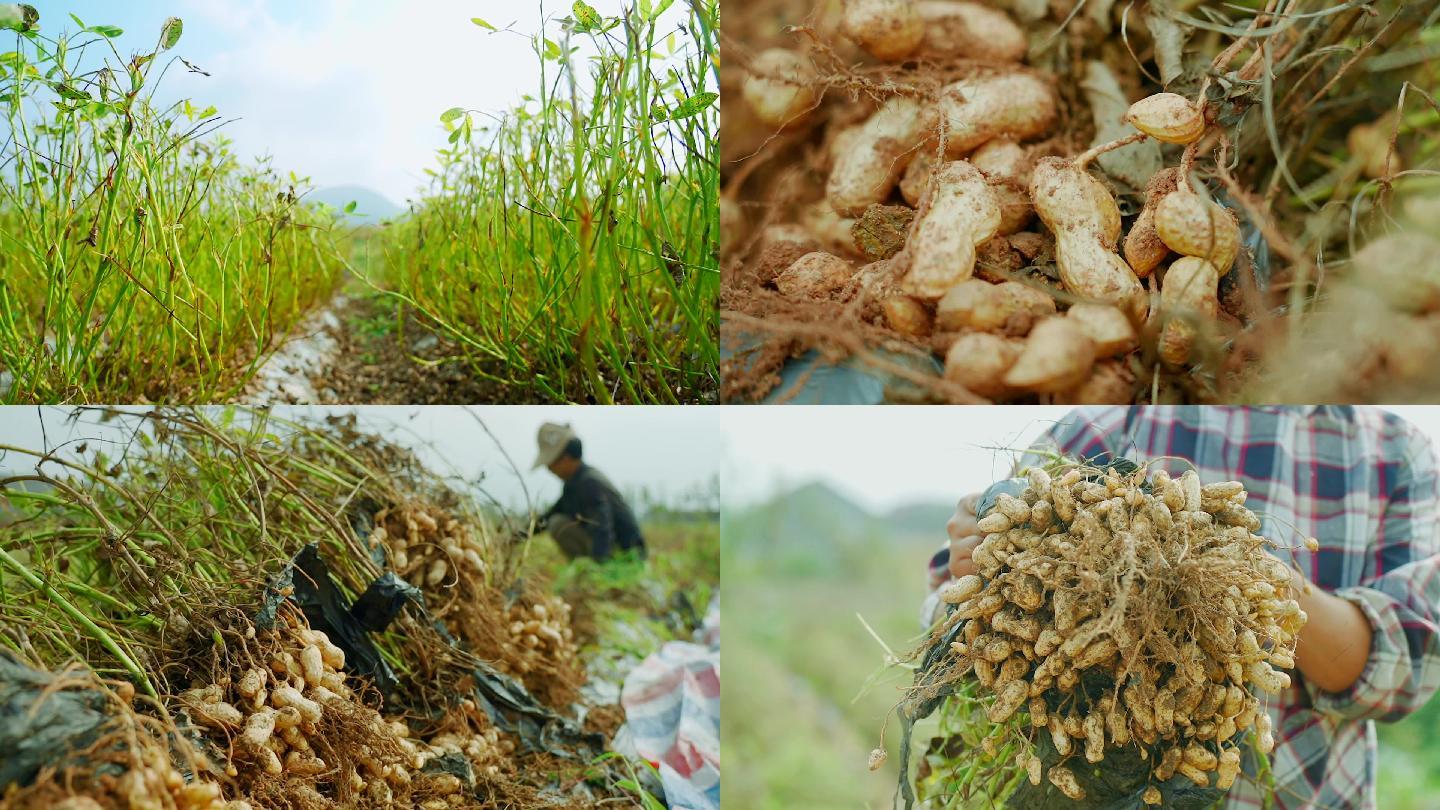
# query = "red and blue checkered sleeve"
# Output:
<box><xmin>1311</xmin><ymin>423</ymin><xmax>1440</xmax><ymax>723</ymax></box>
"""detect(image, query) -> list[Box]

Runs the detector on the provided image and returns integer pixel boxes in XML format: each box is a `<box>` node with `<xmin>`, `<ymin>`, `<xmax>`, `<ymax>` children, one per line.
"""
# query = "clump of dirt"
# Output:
<box><xmin>581</xmin><ymin>703</ymin><xmax>628</xmax><ymax>741</ymax></box>
<box><xmin>897</xmin><ymin>462</ymin><xmax>1307</xmax><ymax>805</ymax></box>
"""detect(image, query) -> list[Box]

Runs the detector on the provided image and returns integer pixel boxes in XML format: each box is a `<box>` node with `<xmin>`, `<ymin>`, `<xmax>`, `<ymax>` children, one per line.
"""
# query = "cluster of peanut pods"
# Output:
<box><xmin>734</xmin><ymin>0</ymin><xmax>1246</xmax><ymax>402</ymax></box>
<box><xmin>933</xmin><ymin>465</ymin><xmax>1305</xmax><ymax>802</ymax></box>
<box><xmin>178</xmin><ymin>617</ymin><xmax>512</xmax><ymax>808</ymax></box>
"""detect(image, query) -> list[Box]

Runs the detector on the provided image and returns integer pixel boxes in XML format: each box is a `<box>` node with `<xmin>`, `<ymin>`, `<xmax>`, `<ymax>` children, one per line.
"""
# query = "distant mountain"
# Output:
<box><xmin>644</xmin><ymin>506</ymin><xmax>721</xmax><ymax>524</ymax></box>
<box><xmin>724</xmin><ymin>481</ymin><xmax>885</xmax><ymax>574</ymax></box>
<box><xmin>884</xmin><ymin>501</ymin><xmax>954</xmax><ymax>542</ymax></box>
<box><xmin>306</xmin><ymin>186</ymin><xmax>405</xmax><ymax>223</ymax></box>
<box><xmin>782</xmin><ymin>480</ymin><xmax>873</xmax><ymax>526</ymax></box>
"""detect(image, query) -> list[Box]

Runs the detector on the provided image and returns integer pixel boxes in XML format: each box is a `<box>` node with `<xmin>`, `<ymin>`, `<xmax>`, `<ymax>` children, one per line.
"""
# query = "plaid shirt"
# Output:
<box><xmin>923</xmin><ymin>406</ymin><xmax>1440</xmax><ymax>810</ymax></box>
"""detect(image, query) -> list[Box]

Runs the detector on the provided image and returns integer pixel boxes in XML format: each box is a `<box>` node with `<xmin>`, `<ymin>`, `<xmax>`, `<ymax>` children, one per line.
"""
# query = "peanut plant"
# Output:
<box><xmin>0</xmin><ymin>10</ymin><xmax>345</xmax><ymax>403</ymax></box>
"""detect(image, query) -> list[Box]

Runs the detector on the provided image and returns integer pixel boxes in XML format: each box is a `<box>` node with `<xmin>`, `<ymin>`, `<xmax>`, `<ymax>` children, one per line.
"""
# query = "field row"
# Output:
<box><xmin>0</xmin><ymin>2</ymin><xmax>718</xmax><ymax>404</ymax></box>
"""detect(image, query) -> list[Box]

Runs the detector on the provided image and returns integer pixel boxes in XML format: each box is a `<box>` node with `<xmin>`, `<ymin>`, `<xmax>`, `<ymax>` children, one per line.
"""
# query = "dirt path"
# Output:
<box><xmin>242</xmin><ymin>293</ymin><xmax>348</xmax><ymax>404</ymax></box>
<box><xmin>313</xmin><ymin>291</ymin><xmax>527</xmax><ymax>403</ymax></box>
<box><xmin>242</xmin><ymin>286</ymin><xmax>526</xmax><ymax>405</ymax></box>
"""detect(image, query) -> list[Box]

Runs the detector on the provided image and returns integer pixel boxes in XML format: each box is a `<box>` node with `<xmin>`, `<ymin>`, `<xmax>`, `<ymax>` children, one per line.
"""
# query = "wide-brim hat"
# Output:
<box><xmin>533</xmin><ymin>422</ymin><xmax>578</xmax><ymax>470</ymax></box>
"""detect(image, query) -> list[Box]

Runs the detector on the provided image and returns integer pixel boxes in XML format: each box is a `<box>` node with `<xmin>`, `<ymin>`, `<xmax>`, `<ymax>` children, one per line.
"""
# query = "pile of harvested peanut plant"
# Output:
<box><xmin>0</xmin><ymin>408</ymin><xmax>648</xmax><ymax>809</ymax></box>
<box><xmin>722</xmin><ymin>0</ymin><xmax>1440</xmax><ymax>403</ymax></box>
<box><xmin>892</xmin><ymin>461</ymin><xmax>1308</xmax><ymax>807</ymax></box>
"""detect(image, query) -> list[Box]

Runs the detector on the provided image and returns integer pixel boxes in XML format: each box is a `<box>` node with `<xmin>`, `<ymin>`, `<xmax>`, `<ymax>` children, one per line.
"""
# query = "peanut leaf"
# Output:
<box><xmin>572</xmin><ymin>1</ymin><xmax>601</xmax><ymax>32</ymax></box>
<box><xmin>0</xmin><ymin>4</ymin><xmax>38</xmax><ymax>32</ymax></box>
<box><xmin>668</xmin><ymin>91</ymin><xmax>717</xmax><ymax>120</ymax></box>
<box><xmin>159</xmin><ymin>17</ymin><xmax>183</xmax><ymax>51</ymax></box>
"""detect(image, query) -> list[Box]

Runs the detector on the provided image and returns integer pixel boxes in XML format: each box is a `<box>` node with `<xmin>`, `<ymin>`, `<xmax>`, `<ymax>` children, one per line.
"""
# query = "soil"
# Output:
<box><xmin>311</xmin><ymin>292</ymin><xmax>527</xmax><ymax>405</ymax></box>
<box><xmin>243</xmin><ymin>289</ymin><xmax>539</xmax><ymax>405</ymax></box>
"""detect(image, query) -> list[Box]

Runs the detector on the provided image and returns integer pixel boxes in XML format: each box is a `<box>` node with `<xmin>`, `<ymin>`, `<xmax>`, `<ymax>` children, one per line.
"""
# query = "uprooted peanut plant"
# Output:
<box><xmin>721</xmin><ymin>0</ymin><xmax>1440</xmax><ymax>403</ymax></box>
<box><xmin>889</xmin><ymin>462</ymin><xmax>1308</xmax><ymax>806</ymax></box>
<box><xmin>0</xmin><ymin>409</ymin><xmax>654</xmax><ymax>810</ymax></box>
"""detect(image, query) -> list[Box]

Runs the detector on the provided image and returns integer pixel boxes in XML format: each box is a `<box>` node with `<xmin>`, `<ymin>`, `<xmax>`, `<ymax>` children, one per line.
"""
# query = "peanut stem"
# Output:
<box><xmin>0</xmin><ymin>546</ymin><xmax>158</xmax><ymax>699</ymax></box>
<box><xmin>1074</xmin><ymin>131</ymin><xmax>1150</xmax><ymax>170</ymax></box>
<box><xmin>1180</xmin><ymin>140</ymin><xmax>1201</xmax><ymax>182</ymax></box>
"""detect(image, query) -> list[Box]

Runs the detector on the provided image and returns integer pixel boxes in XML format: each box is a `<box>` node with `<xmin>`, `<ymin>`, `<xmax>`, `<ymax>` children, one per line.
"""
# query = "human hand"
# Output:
<box><xmin>1261</xmin><ymin>551</ymin><xmax>1369</xmax><ymax>693</ymax></box>
<box><xmin>946</xmin><ymin>493</ymin><xmax>983</xmax><ymax>580</ymax></box>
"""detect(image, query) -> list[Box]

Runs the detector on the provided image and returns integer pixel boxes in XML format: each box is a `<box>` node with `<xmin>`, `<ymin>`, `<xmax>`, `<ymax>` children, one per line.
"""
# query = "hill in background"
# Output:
<box><xmin>884</xmin><ymin>500</ymin><xmax>954</xmax><ymax>541</ymax></box>
<box><xmin>723</xmin><ymin>480</ymin><xmax>948</xmax><ymax>806</ymax></box>
<box><xmin>724</xmin><ymin>481</ymin><xmax>948</xmax><ymax>576</ymax></box>
<box><xmin>307</xmin><ymin>186</ymin><xmax>405</xmax><ymax>223</ymax></box>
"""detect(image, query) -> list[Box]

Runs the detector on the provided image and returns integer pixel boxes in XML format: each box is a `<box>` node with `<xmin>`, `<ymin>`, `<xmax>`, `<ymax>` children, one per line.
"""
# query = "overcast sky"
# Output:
<box><xmin>722</xmin><ymin>406</ymin><xmax>1074</xmax><ymax>513</ymax></box>
<box><xmin>0</xmin><ymin>406</ymin><xmax>720</xmax><ymax>512</ymax></box>
<box><xmin>721</xmin><ymin>406</ymin><xmax>1440</xmax><ymax>514</ymax></box>
<box><xmin>30</xmin><ymin>0</ymin><xmax>696</xmax><ymax>204</ymax></box>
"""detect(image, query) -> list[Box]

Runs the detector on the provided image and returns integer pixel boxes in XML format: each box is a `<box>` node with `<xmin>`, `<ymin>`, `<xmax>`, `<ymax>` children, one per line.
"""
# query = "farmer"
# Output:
<box><xmin>924</xmin><ymin>406</ymin><xmax>1440</xmax><ymax>810</ymax></box>
<box><xmin>532</xmin><ymin>422</ymin><xmax>647</xmax><ymax>562</ymax></box>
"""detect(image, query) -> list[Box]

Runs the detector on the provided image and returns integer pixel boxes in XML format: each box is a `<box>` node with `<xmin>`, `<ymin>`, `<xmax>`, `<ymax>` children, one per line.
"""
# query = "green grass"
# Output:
<box><xmin>727</xmin><ymin>631</ymin><xmax>889</xmax><ymax>809</ymax></box>
<box><xmin>724</xmin><ymin>522</ymin><xmax>938</xmax><ymax>808</ymax></box>
<box><xmin>1377</xmin><ymin>688</ymin><xmax>1440</xmax><ymax>810</ymax></box>
<box><xmin>0</xmin><ymin>15</ymin><xmax>346</xmax><ymax>402</ymax></box>
<box><xmin>373</xmin><ymin>0</ymin><xmax>720</xmax><ymax>403</ymax></box>
<box><xmin>525</xmin><ymin>511</ymin><xmax>720</xmax><ymax>658</ymax></box>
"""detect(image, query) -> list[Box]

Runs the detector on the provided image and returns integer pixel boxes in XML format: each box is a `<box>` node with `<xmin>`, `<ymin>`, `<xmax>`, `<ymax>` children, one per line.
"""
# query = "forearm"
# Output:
<box><xmin>1290</xmin><ymin>571</ymin><xmax>1374</xmax><ymax>694</ymax></box>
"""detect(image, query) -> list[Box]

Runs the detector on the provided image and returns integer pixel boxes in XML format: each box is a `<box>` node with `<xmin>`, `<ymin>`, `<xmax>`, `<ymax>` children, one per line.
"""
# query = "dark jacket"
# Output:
<box><xmin>545</xmin><ymin>463</ymin><xmax>646</xmax><ymax>561</ymax></box>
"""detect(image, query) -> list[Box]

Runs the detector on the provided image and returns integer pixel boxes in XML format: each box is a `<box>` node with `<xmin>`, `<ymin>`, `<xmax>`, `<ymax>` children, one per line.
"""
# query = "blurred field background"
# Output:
<box><xmin>721</xmin><ymin>406</ymin><xmax>1440</xmax><ymax>809</ymax></box>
